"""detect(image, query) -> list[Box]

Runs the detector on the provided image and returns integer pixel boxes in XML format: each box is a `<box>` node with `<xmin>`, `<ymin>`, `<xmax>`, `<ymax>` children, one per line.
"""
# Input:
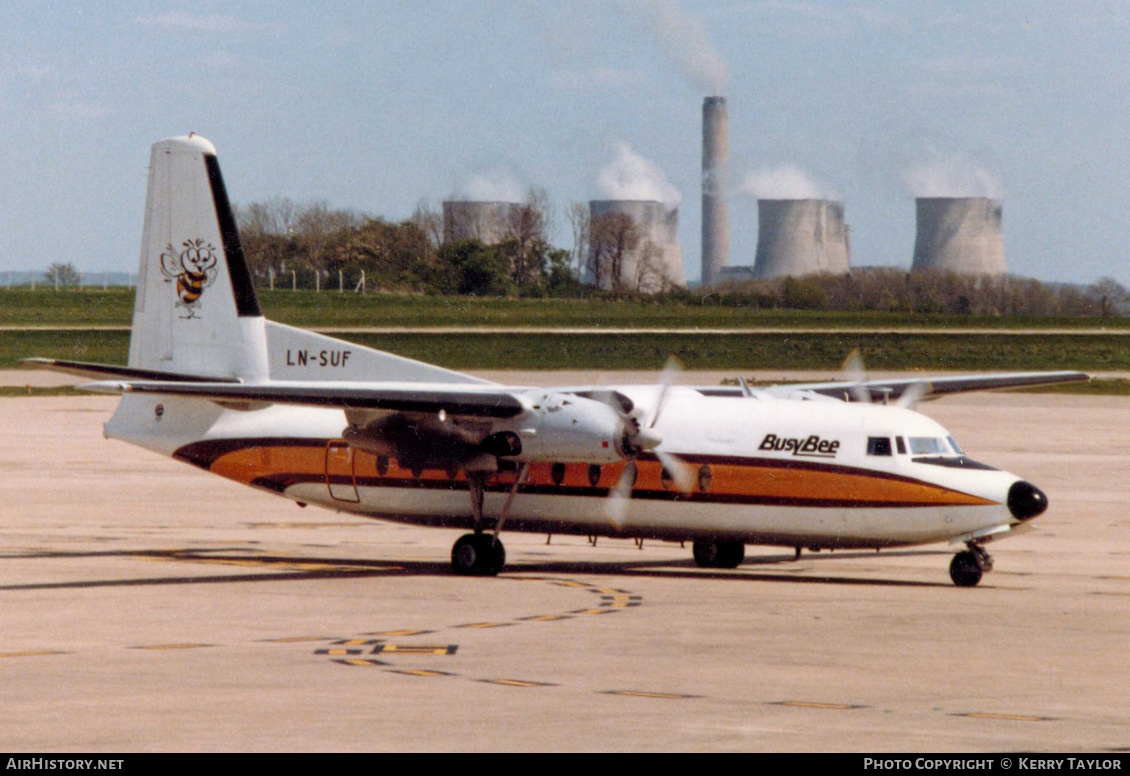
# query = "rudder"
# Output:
<box><xmin>128</xmin><ymin>134</ymin><xmax>268</xmax><ymax>380</ymax></box>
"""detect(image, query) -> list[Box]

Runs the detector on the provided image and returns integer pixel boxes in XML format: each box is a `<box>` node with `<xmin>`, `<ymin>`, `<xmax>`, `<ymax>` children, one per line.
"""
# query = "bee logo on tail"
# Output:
<box><xmin>159</xmin><ymin>238</ymin><xmax>218</xmax><ymax>318</ymax></box>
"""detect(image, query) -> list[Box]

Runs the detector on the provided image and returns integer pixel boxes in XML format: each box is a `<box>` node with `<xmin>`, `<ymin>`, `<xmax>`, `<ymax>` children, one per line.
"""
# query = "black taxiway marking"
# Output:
<box><xmin>0</xmin><ymin>650</ymin><xmax>69</xmax><ymax>659</ymax></box>
<box><xmin>953</xmin><ymin>712</ymin><xmax>1056</xmax><ymax>722</ymax></box>
<box><xmin>373</xmin><ymin>644</ymin><xmax>457</xmax><ymax>656</ymax></box>
<box><xmin>602</xmin><ymin>690</ymin><xmax>700</xmax><ymax>700</ymax></box>
<box><xmin>130</xmin><ymin>643</ymin><xmax>215</xmax><ymax>651</ymax></box>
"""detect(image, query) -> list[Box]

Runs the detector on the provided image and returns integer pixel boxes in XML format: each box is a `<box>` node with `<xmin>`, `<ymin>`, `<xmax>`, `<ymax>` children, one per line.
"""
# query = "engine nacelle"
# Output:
<box><xmin>489</xmin><ymin>391</ymin><xmax>630</xmax><ymax>464</ymax></box>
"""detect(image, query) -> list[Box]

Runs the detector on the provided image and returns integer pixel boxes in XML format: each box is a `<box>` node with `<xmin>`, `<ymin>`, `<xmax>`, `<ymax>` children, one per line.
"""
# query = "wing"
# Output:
<box><xmin>79</xmin><ymin>379</ymin><xmax>524</xmax><ymax>417</ymax></box>
<box><xmin>79</xmin><ymin>378</ymin><xmax>631</xmax><ymax>471</ymax></box>
<box><xmin>698</xmin><ymin>370</ymin><xmax>1090</xmax><ymax>402</ymax></box>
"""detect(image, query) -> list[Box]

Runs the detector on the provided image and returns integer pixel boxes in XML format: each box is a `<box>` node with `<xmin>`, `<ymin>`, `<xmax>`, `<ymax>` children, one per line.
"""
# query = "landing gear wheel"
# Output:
<box><xmin>949</xmin><ymin>550</ymin><xmax>984</xmax><ymax>587</ymax></box>
<box><xmin>692</xmin><ymin>539</ymin><xmax>745</xmax><ymax>569</ymax></box>
<box><xmin>451</xmin><ymin>533</ymin><xmax>506</xmax><ymax>576</ymax></box>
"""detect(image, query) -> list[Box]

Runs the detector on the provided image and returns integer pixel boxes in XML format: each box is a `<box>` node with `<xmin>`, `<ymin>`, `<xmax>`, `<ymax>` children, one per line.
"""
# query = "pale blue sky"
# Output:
<box><xmin>2</xmin><ymin>1</ymin><xmax>1128</xmax><ymax>285</ymax></box>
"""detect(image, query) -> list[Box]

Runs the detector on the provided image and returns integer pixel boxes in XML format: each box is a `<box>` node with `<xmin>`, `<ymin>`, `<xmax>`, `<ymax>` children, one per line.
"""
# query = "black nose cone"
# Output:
<box><xmin>1008</xmin><ymin>480</ymin><xmax>1048</xmax><ymax>521</ymax></box>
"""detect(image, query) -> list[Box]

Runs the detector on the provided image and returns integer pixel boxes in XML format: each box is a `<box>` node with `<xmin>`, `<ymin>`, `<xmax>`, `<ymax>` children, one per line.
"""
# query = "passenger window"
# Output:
<box><xmin>867</xmin><ymin>437</ymin><xmax>893</xmax><ymax>456</ymax></box>
<box><xmin>896</xmin><ymin>437</ymin><xmax>907</xmax><ymax>455</ymax></box>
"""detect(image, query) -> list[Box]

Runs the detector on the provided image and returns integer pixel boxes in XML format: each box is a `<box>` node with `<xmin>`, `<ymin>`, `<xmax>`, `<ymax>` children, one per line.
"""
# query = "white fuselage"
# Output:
<box><xmin>105</xmin><ymin>386</ymin><xmax>1026</xmax><ymax>550</ymax></box>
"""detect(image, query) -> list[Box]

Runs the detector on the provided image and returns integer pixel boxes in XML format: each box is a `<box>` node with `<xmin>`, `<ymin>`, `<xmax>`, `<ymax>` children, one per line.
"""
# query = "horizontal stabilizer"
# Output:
<box><xmin>23</xmin><ymin>358</ymin><xmax>240</xmax><ymax>384</ymax></box>
<box><xmin>80</xmin><ymin>379</ymin><xmax>525</xmax><ymax>418</ymax></box>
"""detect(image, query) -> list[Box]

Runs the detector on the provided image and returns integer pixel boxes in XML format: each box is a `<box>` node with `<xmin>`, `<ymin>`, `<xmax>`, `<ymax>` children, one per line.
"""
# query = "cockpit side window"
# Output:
<box><xmin>867</xmin><ymin>437</ymin><xmax>893</xmax><ymax>456</ymax></box>
<box><xmin>895</xmin><ymin>436</ymin><xmax>907</xmax><ymax>455</ymax></box>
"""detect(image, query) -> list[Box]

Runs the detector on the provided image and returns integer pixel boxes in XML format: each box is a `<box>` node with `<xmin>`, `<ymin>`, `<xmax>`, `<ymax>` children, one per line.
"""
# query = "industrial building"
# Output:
<box><xmin>753</xmin><ymin>199</ymin><xmax>850</xmax><ymax>278</ymax></box>
<box><xmin>587</xmin><ymin>200</ymin><xmax>685</xmax><ymax>293</ymax></box>
<box><xmin>442</xmin><ymin>201</ymin><xmax>517</xmax><ymax>245</ymax></box>
<box><xmin>912</xmin><ymin>197</ymin><xmax>1006</xmax><ymax>275</ymax></box>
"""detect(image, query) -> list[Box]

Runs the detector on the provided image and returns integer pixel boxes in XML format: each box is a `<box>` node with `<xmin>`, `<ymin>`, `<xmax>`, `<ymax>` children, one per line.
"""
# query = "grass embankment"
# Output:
<box><xmin>5</xmin><ymin>287</ymin><xmax>1130</xmax><ymax>331</ymax></box>
<box><xmin>3</xmin><ymin>288</ymin><xmax>1129</xmax><ymax>393</ymax></box>
<box><xmin>5</xmin><ymin>329</ymin><xmax>1129</xmax><ymax>373</ymax></box>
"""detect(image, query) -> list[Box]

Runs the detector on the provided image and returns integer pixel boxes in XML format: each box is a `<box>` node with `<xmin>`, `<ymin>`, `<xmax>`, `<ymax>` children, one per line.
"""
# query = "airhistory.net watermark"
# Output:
<box><xmin>6</xmin><ymin>761</ymin><xmax>123</xmax><ymax>771</ymax></box>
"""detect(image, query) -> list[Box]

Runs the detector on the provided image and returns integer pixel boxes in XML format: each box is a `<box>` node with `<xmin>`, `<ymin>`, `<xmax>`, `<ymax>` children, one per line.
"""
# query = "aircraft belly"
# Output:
<box><xmin>280</xmin><ymin>481</ymin><xmax>1007</xmax><ymax>548</ymax></box>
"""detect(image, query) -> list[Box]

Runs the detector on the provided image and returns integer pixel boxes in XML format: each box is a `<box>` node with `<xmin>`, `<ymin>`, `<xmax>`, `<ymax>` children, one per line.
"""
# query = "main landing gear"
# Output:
<box><xmin>692</xmin><ymin>539</ymin><xmax>746</xmax><ymax>569</ymax></box>
<box><xmin>451</xmin><ymin>533</ymin><xmax>506</xmax><ymax>576</ymax></box>
<box><xmin>449</xmin><ymin>465</ymin><xmax>527</xmax><ymax>577</ymax></box>
<box><xmin>949</xmin><ymin>542</ymin><xmax>993</xmax><ymax>587</ymax></box>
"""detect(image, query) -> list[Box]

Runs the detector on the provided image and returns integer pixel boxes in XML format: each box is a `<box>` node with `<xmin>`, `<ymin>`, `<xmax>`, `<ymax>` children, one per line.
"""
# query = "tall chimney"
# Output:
<box><xmin>701</xmin><ymin>96</ymin><xmax>729</xmax><ymax>286</ymax></box>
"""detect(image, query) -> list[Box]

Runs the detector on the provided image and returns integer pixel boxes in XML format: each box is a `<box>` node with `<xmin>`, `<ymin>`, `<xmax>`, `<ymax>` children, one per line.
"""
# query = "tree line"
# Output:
<box><xmin>231</xmin><ymin>196</ymin><xmax>1127</xmax><ymax>317</ymax></box>
<box><xmin>31</xmin><ymin>197</ymin><xmax>1127</xmax><ymax>318</ymax></box>
<box><xmin>234</xmin><ymin>194</ymin><xmax>582</xmax><ymax>297</ymax></box>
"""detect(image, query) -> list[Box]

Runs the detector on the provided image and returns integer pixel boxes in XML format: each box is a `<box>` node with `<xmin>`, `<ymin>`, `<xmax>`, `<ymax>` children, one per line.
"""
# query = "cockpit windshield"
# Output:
<box><xmin>908</xmin><ymin>437</ymin><xmax>957</xmax><ymax>456</ymax></box>
<box><xmin>906</xmin><ymin>434</ymin><xmax>992</xmax><ymax>469</ymax></box>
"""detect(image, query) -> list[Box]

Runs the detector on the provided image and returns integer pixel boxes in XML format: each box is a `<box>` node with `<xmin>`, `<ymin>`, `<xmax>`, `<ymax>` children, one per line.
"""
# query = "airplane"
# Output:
<box><xmin>28</xmin><ymin>135</ymin><xmax>1089</xmax><ymax>587</ymax></box>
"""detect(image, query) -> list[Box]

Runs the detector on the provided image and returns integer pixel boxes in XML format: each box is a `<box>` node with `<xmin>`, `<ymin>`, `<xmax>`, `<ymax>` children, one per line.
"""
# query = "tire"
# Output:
<box><xmin>693</xmin><ymin>539</ymin><xmax>745</xmax><ymax>569</ymax></box>
<box><xmin>451</xmin><ymin>533</ymin><xmax>505</xmax><ymax>576</ymax></box>
<box><xmin>949</xmin><ymin>551</ymin><xmax>983</xmax><ymax>587</ymax></box>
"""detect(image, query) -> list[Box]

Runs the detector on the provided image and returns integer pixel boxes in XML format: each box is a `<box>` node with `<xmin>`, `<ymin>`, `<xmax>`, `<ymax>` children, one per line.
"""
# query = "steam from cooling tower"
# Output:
<box><xmin>740</xmin><ymin>165</ymin><xmax>841</xmax><ymax>201</ymax></box>
<box><xmin>903</xmin><ymin>152</ymin><xmax>1004</xmax><ymax>199</ymax></box>
<box><xmin>635</xmin><ymin>0</ymin><xmax>728</xmax><ymax>94</ymax></box>
<box><xmin>457</xmin><ymin>168</ymin><xmax>527</xmax><ymax>203</ymax></box>
<box><xmin>598</xmin><ymin>142</ymin><xmax>681</xmax><ymax>204</ymax></box>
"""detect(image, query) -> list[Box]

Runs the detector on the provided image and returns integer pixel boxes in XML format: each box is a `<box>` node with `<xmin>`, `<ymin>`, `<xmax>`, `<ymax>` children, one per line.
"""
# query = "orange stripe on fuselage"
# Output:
<box><xmin>196</xmin><ymin>441</ymin><xmax>996</xmax><ymax>509</ymax></box>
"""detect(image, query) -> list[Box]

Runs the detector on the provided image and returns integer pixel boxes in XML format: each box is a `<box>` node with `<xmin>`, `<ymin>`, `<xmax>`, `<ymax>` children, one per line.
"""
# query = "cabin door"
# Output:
<box><xmin>325</xmin><ymin>441</ymin><xmax>360</xmax><ymax>502</ymax></box>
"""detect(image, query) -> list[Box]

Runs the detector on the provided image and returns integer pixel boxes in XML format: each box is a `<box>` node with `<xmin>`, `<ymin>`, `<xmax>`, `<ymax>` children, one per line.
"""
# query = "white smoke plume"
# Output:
<box><xmin>903</xmin><ymin>154</ymin><xmax>1003</xmax><ymax>199</ymax></box>
<box><xmin>635</xmin><ymin>0</ymin><xmax>728</xmax><ymax>94</ymax></box>
<box><xmin>597</xmin><ymin>142</ymin><xmax>682</xmax><ymax>204</ymax></box>
<box><xmin>458</xmin><ymin>169</ymin><xmax>526</xmax><ymax>203</ymax></box>
<box><xmin>739</xmin><ymin>165</ymin><xmax>841</xmax><ymax>201</ymax></box>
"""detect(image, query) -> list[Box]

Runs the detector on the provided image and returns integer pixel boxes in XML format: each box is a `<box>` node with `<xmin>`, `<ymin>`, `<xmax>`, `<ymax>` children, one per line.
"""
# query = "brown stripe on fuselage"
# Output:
<box><xmin>173</xmin><ymin>439</ymin><xmax>998</xmax><ymax>509</ymax></box>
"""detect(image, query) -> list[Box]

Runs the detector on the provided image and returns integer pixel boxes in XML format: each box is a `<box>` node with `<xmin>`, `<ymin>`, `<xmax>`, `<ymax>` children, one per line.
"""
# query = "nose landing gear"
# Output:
<box><xmin>950</xmin><ymin>543</ymin><xmax>993</xmax><ymax>587</ymax></box>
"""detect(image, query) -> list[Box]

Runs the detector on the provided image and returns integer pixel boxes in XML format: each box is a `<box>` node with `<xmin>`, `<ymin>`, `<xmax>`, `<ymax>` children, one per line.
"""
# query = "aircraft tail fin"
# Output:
<box><xmin>125</xmin><ymin>135</ymin><xmax>488</xmax><ymax>386</ymax></box>
<box><xmin>129</xmin><ymin>135</ymin><xmax>269</xmax><ymax>380</ymax></box>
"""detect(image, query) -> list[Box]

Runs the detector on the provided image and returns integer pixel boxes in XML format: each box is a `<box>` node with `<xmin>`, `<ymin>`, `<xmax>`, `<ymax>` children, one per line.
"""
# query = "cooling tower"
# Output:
<box><xmin>912</xmin><ymin>197</ymin><xmax>1006</xmax><ymax>274</ymax></box>
<box><xmin>442</xmin><ymin>201</ymin><xmax>517</xmax><ymax>245</ymax></box>
<box><xmin>587</xmin><ymin>200</ymin><xmax>685</xmax><ymax>293</ymax></box>
<box><xmin>701</xmin><ymin>96</ymin><xmax>729</xmax><ymax>286</ymax></box>
<box><xmin>753</xmin><ymin>199</ymin><xmax>850</xmax><ymax>278</ymax></box>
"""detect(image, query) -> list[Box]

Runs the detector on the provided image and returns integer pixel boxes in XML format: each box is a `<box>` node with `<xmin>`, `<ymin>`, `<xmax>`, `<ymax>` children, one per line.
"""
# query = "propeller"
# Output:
<box><xmin>603</xmin><ymin>355</ymin><xmax>695</xmax><ymax>527</ymax></box>
<box><xmin>843</xmin><ymin>348</ymin><xmax>930</xmax><ymax>408</ymax></box>
<box><xmin>842</xmin><ymin>348</ymin><xmax>871</xmax><ymax>404</ymax></box>
<box><xmin>895</xmin><ymin>379</ymin><xmax>930</xmax><ymax>409</ymax></box>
